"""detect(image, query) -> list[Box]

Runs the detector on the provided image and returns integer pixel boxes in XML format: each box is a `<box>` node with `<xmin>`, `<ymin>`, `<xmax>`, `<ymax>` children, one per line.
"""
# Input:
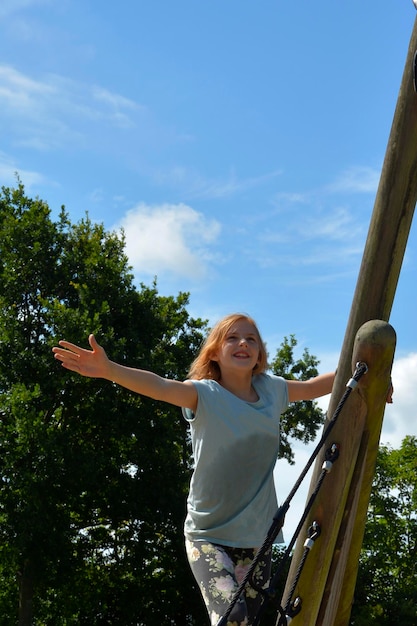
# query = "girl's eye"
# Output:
<box><xmin>225</xmin><ymin>334</ymin><xmax>257</xmax><ymax>343</ymax></box>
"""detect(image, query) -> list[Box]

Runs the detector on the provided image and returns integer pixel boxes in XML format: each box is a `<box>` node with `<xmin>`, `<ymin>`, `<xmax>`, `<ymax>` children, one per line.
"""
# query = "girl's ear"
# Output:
<box><xmin>210</xmin><ymin>350</ymin><xmax>219</xmax><ymax>363</ymax></box>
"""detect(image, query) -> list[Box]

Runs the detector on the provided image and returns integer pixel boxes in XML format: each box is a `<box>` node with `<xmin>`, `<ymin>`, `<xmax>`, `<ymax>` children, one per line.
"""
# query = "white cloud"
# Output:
<box><xmin>114</xmin><ymin>203</ymin><xmax>221</xmax><ymax>280</ymax></box>
<box><xmin>380</xmin><ymin>352</ymin><xmax>417</xmax><ymax>448</ymax></box>
<box><xmin>316</xmin><ymin>352</ymin><xmax>417</xmax><ymax>449</ymax></box>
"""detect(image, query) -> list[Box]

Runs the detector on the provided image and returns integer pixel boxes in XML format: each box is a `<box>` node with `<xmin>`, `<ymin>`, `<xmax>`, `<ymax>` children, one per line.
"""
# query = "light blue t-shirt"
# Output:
<box><xmin>182</xmin><ymin>373</ymin><xmax>289</xmax><ymax>548</ymax></box>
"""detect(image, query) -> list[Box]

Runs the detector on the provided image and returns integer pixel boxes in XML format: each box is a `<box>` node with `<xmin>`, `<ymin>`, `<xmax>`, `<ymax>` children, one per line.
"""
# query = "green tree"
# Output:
<box><xmin>271</xmin><ymin>334</ymin><xmax>325</xmax><ymax>464</ymax></box>
<box><xmin>350</xmin><ymin>436</ymin><xmax>417</xmax><ymax>625</ymax></box>
<box><xmin>0</xmin><ymin>182</ymin><xmax>207</xmax><ymax>624</ymax></box>
<box><xmin>0</xmin><ymin>182</ymin><xmax>329</xmax><ymax>625</ymax></box>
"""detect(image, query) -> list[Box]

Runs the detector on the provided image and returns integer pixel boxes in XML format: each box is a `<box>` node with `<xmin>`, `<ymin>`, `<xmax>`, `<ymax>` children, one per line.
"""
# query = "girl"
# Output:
<box><xmin>52</xmin><ymin>313</ymin><xmax>335</xmax><ymax>626</ymax></box>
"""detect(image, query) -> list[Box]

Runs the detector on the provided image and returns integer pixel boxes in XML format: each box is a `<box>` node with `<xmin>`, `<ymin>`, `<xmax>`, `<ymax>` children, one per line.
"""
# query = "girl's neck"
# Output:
<box><xmin>218</xmin><ymin>371</ymin><xmax>259</xmax><ymax>403</ymax></box>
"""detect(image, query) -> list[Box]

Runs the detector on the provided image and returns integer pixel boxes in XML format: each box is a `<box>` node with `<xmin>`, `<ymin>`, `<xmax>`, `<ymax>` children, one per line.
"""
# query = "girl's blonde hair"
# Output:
<box><xmin>188</xmin><ymin>313</ymin><xmax>268</xmax><ymax>381</ymax></box>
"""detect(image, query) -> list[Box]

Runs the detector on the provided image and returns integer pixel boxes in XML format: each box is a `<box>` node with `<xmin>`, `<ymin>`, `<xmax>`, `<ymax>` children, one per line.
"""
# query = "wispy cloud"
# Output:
<box><xmin>0</xmin><ymin>63</ymin><xmax>145</xmax><ymax>151</ymax></box>
<box><xmin>298</xmin><ymin>206</ymin><xmax>364</xmax><ymax>241</ymax></box>
<box><xmin>0</xmin><ymin>64</ymin><xmax>55</xmax><ymax>108</ymax></box>
<box><xmin>0</xmin><ymin>151</ymin><xmax>48</xmax><ymax>188</ymax></box>
<box><xmin>113</xmin><ymin>203</ymin><xmax>222</xmax><ymax>281</ymax></box>
<box><xmin>91</xmin><ymin>86</ymin><xmax>146</xmax><ymax>129</ymax></box>
<box><xmin>261</xmin><ymin>206</ymin><xmax>363</xmax><ymax>245</ymax></box>
<box><xmin>153</xmin><ymin>166</ymin><xmax>283</xmax><ymax>200</ymax></box>
<box><xmin>0</xmin><ymin>0</ymin><xmax>50</xmax><ymax>19</ymax></box>
<box><xmin>326</xmin><ymin>165</ymin><xmax>381</xmax><ymax>194</ymax></box>
<box><xmin>247</xmin><ymin>167</ymin><xmax>378</xmax><ymax>278</ymax></box>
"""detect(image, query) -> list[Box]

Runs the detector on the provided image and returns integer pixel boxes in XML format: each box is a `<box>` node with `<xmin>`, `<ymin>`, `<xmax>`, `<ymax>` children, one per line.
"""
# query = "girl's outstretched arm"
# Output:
<box><xmin>52</xmin><ymin>334</ymin><xmax>198</xmax><ymax>410</ymax></box>
<box><xmin>287</xmin><ymin>372</ymin><xmax>336</xmax><ymax>403</ymax></box>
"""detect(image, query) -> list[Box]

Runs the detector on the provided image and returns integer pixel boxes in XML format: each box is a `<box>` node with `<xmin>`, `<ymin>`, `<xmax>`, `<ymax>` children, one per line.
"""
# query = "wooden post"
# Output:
<box><xmin>282</xmin><ymin>14</ymin><xmax>417</xmax><ymax>626</ymax></box>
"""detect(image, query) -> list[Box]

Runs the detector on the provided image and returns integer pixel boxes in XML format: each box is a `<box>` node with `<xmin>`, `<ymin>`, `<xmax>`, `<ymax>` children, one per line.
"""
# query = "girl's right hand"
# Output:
<box><xmin>52</xmin><ymin>334</ymin><xmax>110</xmax><ymax>379</ymax></box>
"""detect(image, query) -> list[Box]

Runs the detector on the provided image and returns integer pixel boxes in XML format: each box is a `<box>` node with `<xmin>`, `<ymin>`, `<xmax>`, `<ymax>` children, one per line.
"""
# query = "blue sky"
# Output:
<box><xmin>1</xmin><ymin>1</ymin><xmax>416</xmax><ymax>538</ymax></box>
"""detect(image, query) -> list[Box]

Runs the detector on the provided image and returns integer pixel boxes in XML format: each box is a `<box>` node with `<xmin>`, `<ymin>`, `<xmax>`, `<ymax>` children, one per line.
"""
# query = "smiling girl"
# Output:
<box><xmin>52</xmin><ymin>312</ymin><xmax>335</xmax><ymax>626</ymax></box>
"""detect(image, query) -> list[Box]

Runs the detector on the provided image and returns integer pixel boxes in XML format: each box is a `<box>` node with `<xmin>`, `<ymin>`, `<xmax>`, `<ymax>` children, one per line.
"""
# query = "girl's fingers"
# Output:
<box><xmin>53</xmin><ymin>350</ymin><xmax>79</xmax><ymax>365</ymax></box>
<box><xmin>57</xmin><ymin>340</ymin><xmax>83</xmax><ymax>354</ymax></box>
<box><xmin>88</xmin><ymin>334</ymin><xmax>98</xmax><ymax>349</ymax></box>
<box><xmin>52</xmin><ymin>337</ymin><xmax>104</xmax><ymax>376</ymax></box>
<box><xmin>52</xmin><ymin>343</ymin><xmax>84</xmax><ymax>369</ymax></box>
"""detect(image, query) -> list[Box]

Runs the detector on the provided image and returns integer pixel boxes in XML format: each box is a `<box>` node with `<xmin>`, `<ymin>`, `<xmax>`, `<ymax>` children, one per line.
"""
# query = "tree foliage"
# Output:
<box><xmin>351</xmin><ymin>436</ymin><xmax>417</xmax><ymax>625</ymax></box>
<box><xmin>0</xmin><ymin>182</ymin><xmax>329</xmax><ymax>625</ymax></box>
<box><xmin>0</xmin><ymin>182</ymin><xmax>207</xmax><ymax>625</ymax></box>
<box><xmin>271</xmin><ymin>334</ymin><xmax>326</xmax><ymax>464</ymax></box>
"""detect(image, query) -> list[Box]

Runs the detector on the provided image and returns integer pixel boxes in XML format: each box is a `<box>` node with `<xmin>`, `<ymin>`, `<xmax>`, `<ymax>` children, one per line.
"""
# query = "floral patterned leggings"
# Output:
<box><xmin>185</xmin><ymin>539</ymin><xmax>271</xmax><ymax>626</ymax></box>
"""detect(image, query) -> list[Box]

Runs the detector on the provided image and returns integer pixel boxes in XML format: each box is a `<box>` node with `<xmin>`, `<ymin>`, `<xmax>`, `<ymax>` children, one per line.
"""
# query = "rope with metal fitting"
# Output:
<box><xmin>254</xmin><ymin>443</ymin><xmax>339</xmax><ymax>626</ymax></box>
<box><xmin>284</xmin><ymin>521</ymin><xmax>321</xmax><ymax>622</ymax></box>
<box><xmin>216</xmin><ymin>362</ymin><xmax>368</xmax><ymax>626</ymax></box>
<box><xmin>282</xmin><ymin>445</ymin><xmax>340</xmax><ymax>614</ymax></box>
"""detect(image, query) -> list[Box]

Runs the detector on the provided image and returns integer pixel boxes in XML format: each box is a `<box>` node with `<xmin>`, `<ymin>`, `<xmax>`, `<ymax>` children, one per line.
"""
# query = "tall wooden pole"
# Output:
<box><xmin>282</xmin><ymin>15</ymin><xmax>417</xmax><ymax>626</ymax></box>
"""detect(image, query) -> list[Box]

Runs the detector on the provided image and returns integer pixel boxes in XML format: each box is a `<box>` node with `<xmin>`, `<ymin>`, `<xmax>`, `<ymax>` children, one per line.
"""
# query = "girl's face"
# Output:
<box><xmin>213</xmin><ymin>319</ymin><xmax>261</xmax><ymax>374</ymax></box>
